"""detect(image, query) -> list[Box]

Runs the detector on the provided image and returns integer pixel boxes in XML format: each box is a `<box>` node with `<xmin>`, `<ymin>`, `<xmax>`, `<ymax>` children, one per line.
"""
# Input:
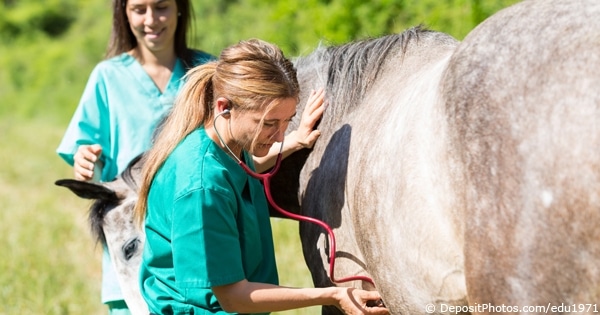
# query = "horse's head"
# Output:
<box><xmin>55</xmin><ymin>154</ymin><xmax>148</xmax><ymax>315</ymax></box>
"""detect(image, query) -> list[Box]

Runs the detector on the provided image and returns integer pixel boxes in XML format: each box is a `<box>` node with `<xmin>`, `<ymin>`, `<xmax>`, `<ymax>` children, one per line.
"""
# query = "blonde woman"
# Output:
<box><xmin>134</xmin><ymin>39</ymin><xmax>388</xmax><ymax>315</ymax></box>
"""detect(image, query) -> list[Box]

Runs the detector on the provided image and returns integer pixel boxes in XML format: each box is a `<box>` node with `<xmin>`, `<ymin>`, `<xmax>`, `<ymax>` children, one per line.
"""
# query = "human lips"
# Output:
<box><xmin>144</xmin><ymin>28</ymin><xmax>164</xmax><ymax>39</ymax></box>
<box><xmin>258</xmin><ymin>143</ymin><xmax>274</xmax><ymax>149</ymax></box>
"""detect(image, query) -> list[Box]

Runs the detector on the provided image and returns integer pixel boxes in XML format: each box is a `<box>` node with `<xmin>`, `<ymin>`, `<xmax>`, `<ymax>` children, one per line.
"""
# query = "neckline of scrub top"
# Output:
<box><xmin>198</xmin><ymin>127</ymin><xmax>257</xmax><ymax>193</ymax></box>
<box><xmin>120</xmin><ymin>52</ymin><xmax>185</xmax><ymax>97</ymax></box>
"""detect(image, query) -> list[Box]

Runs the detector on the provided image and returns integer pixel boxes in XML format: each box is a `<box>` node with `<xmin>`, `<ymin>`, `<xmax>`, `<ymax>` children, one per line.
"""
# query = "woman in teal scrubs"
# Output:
<box><xmin>134</xmin><ymin>39</ymin><xmax>389</xmax><ymax>315</ymax></box>
<box><xmin>58</xmin><ymin>1</ymin><xmax>331</xmax><ymax>313</ymax></box>
<box><xmin>57</xmin><ymin>1</ymin><xmax>212</xmax><ymax>313</ymax></box>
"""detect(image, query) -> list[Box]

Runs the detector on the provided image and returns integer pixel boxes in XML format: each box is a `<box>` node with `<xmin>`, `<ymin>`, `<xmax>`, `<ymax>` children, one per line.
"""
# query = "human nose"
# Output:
<box><xmin>272</xmin><ymin>124</ymin><xmax>287</xmax><ymax>143</ymax></box>
<box><xmin>144</xmin><ymin>8</ymin><xmax>157</xmax><ymax>26</ymax></box>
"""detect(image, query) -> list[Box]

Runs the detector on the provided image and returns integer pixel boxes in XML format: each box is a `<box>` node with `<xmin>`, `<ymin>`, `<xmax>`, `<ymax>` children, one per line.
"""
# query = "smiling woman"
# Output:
<box><xmin>124</xmin><ymin>0</ymin><xmax>180</xmax><ymax>90</ymax></box>
<box><xmin>55</xmin><ymin>0</ymin><xmax>214</xmax><ymax>314</ymax></box>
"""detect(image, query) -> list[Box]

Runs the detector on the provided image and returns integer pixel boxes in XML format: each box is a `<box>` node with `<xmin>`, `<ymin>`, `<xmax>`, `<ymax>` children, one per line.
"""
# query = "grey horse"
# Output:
<box><xmin>55</xmin><ymin>155</ymin><xmax>147</xmax><ymax>315</ymax></box>
<box><xmin>273</xmin><ymin>0</ymin><xmax>600</xmax><ymax>313</ymax></box>
<box><xmin>56</xmin><ymin>0</ymin><xmax>600</xmax><ymax>313</ymax></box>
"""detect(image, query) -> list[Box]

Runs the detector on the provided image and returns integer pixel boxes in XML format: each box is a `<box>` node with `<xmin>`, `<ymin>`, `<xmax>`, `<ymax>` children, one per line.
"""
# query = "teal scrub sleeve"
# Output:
<box><xmin>172</xmin><ymin>187</ymin><xmax>246</xmax><ymax>289</ymax></box>
<box><xmin>57</xmin><ymin>66</ymin><xmax>110</xmax><ymax>173</ymax></box>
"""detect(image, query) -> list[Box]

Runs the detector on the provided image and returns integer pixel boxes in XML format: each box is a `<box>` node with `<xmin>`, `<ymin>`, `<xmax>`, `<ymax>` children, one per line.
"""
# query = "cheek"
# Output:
<box><xmin>127</xmin><ymin>15</ymin><xmax>144</xmax><ymax>31</ymax></box>
<box><xmin>258</xmin><ymin>127</ymin><xmax>277</xmax><ymax>141</ymax></box>
<box><xmin>232</xmin><ymin>122</ymin><xmax>258</xmax><ymax>143</ymax></box>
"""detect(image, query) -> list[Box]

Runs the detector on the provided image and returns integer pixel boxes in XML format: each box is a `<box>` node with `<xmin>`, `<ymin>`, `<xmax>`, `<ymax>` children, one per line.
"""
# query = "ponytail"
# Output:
<box><xmin>134</xmin><ymin>62</ymin><xmax>217</xmax><ymax>226</ymax></box>
<box><xmin>134</xmin><ymin>39</ymin><xmax>300</xmax><ymax>227</ymax></box>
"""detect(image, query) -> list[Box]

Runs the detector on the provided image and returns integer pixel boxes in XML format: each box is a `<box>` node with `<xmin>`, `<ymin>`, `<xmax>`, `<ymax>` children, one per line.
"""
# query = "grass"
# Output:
<box><xmin>0</xmin><ymin>115</ymin><xmax>318</xmax><ymax>315</ymax></box>
<box><xmin>0</xmin><ymin>116</ymin><xmax>102</xmax><ymax>314</ymax></box>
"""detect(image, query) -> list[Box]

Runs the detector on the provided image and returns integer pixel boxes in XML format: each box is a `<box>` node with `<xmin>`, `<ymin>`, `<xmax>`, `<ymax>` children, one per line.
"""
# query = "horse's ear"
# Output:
<box><xmin>55</xmin><ymin>179</ymin><xmax>119</xmax><ymax>202</ymax></box>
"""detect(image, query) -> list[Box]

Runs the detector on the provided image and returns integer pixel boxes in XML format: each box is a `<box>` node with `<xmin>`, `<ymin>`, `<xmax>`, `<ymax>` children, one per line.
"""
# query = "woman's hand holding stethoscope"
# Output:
<box><xmin>73</xmin><ymin>144</ymin><xmax>103</xmax><ymax>181</ymax></box>
<box><xmin>336</xmin><ymin>288</ymin><xmax>389</xmax><ymax>315</ymax></box>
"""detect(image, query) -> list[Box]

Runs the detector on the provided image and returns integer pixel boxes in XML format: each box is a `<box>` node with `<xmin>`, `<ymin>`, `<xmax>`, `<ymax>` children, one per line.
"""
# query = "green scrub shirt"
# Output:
<box><xmin>141</xmin><ymin>127</ymin><xmax>279</xmax><ymax>315</ymax></box>
<box><xmin>56</xmin><ymin>51</ymin><xmax>214</xmax><ymax>303</ymax></box>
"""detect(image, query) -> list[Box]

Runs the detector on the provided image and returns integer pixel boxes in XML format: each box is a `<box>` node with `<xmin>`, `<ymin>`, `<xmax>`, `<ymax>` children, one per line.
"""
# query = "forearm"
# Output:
<box><xmin>214</xmin><ymin>280</ymin><xmax>338</xmax><ymax>314</ymax></box>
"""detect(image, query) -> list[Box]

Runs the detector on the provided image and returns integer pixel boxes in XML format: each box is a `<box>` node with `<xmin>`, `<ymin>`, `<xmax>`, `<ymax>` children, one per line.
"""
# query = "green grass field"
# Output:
<box><xmin>0</xmin><ymin>115</ymin><xmax>318</xmax><ymax>314</ymax></box>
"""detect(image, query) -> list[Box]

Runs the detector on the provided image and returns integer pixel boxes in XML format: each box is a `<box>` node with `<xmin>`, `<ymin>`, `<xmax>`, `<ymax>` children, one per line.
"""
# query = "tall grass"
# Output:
<box><xmin>0</xmin><ymin>116</ymin><xmax>103</xmax><ymax>314</ymax></box>
<box><xmin>0</xmin><ymin>115</ymin><xmax>317</xmax><ymax>314</ymax></box>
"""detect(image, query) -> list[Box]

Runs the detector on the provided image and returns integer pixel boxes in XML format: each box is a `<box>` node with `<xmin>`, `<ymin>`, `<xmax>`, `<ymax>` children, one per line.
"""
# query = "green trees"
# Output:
<box><xmin>190</xmin><ymin>0</ymin><xmax>519</xmax><ymax>55</ymax></box>
<box><xmin>0</xmin><ymin>0</ymin><xmax>519</xmax><ymax>122</ymax></box>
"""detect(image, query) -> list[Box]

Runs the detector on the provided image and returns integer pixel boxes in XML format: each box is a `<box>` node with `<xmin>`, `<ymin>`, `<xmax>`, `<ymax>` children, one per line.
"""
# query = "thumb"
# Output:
<box><xmin>363</xmin><ymin>290</ymin><xmax>382</xmax><ymax>301</ymax></box>
<box><xmin>90</xmin><ymin>144</ymin><xmax>102</xmax><ymax>155</ymax></box>
<box><xmin>303</xmin><ymin>130</ymin><xmax>322</xmax><ymax>149</ymax></box>
<box><xmin>89</xmin><ymin>144</ymin><xmax>103</xmax><ymax>157</ymax></box>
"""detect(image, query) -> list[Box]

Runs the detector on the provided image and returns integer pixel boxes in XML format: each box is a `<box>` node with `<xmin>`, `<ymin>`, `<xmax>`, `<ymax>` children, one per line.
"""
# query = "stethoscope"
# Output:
<box><xmin>213</xmin><ymin>109</ymin><xmax>376</xmax><ymax>287</ymax></box>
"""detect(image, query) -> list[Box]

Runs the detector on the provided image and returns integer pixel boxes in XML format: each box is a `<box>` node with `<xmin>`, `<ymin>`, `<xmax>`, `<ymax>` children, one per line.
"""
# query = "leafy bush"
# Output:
<box><xmin>0</xmin><ymin>0</ymin><xmax>77</xmax><ymax>40</ymax></box>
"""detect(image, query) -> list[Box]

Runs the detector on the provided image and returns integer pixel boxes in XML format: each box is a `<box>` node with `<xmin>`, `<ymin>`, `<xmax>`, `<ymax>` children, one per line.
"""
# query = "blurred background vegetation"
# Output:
<box><xmin>0</xmin><ymin>0</ymin><xmax>519</xmax><ymax>314</ymax></box>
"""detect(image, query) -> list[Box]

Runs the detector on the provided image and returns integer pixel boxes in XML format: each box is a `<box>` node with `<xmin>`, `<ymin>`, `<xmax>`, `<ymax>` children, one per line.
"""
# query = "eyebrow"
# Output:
<box><xmin>264</xmin><ymin>112</ymin><xmax>297</xmax><ymax>122</ymax></box>
<box><xmin>129</xmin><ymin>0</ymin><xmax>169</xmax><ymax>6</ymax></box>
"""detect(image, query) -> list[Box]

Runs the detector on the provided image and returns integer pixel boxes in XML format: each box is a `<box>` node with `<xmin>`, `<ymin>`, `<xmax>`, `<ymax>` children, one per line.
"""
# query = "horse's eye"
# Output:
<box><xmin>122</xmin><ymin>238</ymin><xmax>140</xmax><ymax>260</ymax></box>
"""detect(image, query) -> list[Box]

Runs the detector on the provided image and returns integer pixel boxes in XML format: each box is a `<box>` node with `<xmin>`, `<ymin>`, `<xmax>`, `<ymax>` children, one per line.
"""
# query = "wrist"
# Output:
<box><xmin>284</xmin><ymin>131</ymin><xmax>305</xmax><ymax>151</ymax></box>
<box><xmin>326</xmin><ymin>286</ymin><xmax>344</xmax><ymax>307</ymax></box>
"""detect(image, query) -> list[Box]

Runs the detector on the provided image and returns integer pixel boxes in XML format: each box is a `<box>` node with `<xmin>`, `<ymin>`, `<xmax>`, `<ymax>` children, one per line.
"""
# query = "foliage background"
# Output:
<box><xmin>0</xmin><ymin>0</ymin><xmax>518</xmax><ymax>314</ymax></box>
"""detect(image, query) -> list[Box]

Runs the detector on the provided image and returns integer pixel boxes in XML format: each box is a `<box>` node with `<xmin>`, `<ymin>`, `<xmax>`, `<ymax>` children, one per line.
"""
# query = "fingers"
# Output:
<box><xmin>360</xmin><ymin>291</ymin><xmax>389</xmax><ymax>315</ymax></box>
<box><xmin>287</xmin><ymin>88</ymin><xmax>326</xmax><ymax>151</ymax></box>
<box><xmin>367</xmin><ymin>306</ymin><xmax>390</xmax><ymax>315</ymax></box>
<box><xmin>74</xmin><ymin>145</ymin><xmax>102</xmax><ymax>181</ymax></box>
<box><xmin>74</xmin><ymin>166</ymin><xmax>93</xmax><ymax>181</ymax></box>
<box><xmin>302</xmin><ymin>88</ymin><xmax>326</xmax><ymax>125</ymax></box>
<box><xmin>336</xmin><ymin>288</ymin><xmax>389</xmax><ymax>315</ymax></box>
<box><xmin>361</xmin><ymin>290</ymin><xmax>382</xmax><ymax>302</ymax></box>
<box><xmin>305</xmin><ymin>88</ymin><xmax>325</xmax><ymax>112</ymax></box>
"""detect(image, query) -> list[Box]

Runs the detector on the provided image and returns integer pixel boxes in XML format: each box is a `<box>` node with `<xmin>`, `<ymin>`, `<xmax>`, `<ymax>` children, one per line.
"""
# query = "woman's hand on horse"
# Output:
<box><xmin>335</xmin><ymin>288</ymin><xmax>389</xmax><ymax>315</ymax></box>
<box><xmin>74</xmin><ymin>144</ymin><xmax>102</xmax><ymax>181</ymax></box>
<box><xmin>294</xmin><ymin>88</ymin><xmax>326</xmax><ymax>149</ymax></box>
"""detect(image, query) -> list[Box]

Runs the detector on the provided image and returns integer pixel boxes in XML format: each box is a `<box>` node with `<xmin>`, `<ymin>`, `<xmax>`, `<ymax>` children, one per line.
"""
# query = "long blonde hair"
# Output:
<box><xmin>134</xmin><ymin>39</ymin><xmax>299</xmax><ymax>225</ymax></box>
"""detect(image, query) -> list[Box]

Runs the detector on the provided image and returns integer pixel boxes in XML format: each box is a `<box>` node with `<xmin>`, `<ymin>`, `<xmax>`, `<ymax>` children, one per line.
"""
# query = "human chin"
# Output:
<box><xmin>251</xmin><ymin>144</ymin><xmax>273</xmax><ymax>157</ymax></box>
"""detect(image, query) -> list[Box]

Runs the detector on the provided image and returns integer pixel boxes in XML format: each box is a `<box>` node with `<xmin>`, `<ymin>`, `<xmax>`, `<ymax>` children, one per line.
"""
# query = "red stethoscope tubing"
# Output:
<box><xmin>213</xmin><ymin>110</ymin><xmax>375</xmax><ymax>287</ymax></box>
<box><xmin>239</xmin><ymin>153</ymin><xmax>376</xmax><ymax>287</ymax></box>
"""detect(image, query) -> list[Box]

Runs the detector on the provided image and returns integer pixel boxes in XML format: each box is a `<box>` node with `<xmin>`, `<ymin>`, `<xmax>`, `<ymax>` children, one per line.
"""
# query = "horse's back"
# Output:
<box><xmin>444</xmin><ymin>0</ymin><xmax>600</xmax><ymax>307</ymax></box>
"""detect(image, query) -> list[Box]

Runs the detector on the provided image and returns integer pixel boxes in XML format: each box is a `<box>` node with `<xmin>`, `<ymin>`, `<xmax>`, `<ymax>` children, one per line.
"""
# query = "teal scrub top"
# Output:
<box><xmin>56</xmin><ymin>51</ymin><xmax>214</xmax><ymax>303</ymax></box>
<box><xmin>57</xmin><ymin>51</ymin><xmax>214</xmax><ymax>182</ymax></box>
<box><xmin>140</xmin><ymin>127</ymin><xmax>279</xmax><ymax>315</ymax></box>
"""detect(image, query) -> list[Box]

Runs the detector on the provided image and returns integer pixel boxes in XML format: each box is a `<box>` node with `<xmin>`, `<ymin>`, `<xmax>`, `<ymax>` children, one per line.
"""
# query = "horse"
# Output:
<box><xmin>56</xmin><ymin>0</ymin><xmax>600</xmax><ymax>313</ymax></box>
<box><xmin>271</xmin><ymin>0</ymin><xmax>600</xmax><ymax>313</ymax></box>
<box><xmin>55</xmin><ymin>155</ymin><xmax>148</xmax><ymax>315</ymax></box>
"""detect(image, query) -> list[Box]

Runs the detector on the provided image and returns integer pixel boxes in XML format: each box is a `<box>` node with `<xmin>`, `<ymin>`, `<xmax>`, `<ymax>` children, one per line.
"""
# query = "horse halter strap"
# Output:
<box><xmin>239</xmin><ymin>153</ymin><xmax>377</xmax><ymax>287</ymax></box>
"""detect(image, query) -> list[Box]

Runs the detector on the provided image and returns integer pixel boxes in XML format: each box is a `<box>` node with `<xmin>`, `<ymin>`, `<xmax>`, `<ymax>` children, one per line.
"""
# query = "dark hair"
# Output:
<box><xmin>105</xmin><ymin>0</ymin><xmax>196</xmax><ymax>69</ymax></box>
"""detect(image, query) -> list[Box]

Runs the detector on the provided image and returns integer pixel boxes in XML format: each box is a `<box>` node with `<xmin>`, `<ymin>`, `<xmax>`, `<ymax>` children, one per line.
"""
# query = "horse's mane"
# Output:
<box><xmin>297</xmin><ymin>26</ymin><xmax>433</xmax><ymax>119</ymax></box>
